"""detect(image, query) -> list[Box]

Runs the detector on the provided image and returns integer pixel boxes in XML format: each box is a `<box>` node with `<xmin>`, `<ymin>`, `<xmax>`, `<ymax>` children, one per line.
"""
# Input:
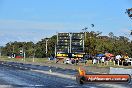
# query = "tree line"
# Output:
<box><xmin>1</xmin><ymin>31</ymin><xmax>132</xmax><ymax>58</ymax></box>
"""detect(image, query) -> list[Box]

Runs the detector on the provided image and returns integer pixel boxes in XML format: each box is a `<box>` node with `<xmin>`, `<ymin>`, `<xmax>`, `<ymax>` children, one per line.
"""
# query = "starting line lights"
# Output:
<box><xmin>76</xmin><ymin>67</ymin><xmax>131</xmax><ymax>84</ymax></box>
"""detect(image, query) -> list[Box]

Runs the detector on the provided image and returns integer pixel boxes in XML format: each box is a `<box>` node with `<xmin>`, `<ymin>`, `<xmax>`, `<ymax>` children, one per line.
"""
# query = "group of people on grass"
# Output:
<box><xmin>91</xmin><ymin>53</ymin><xmax>130</xmax><ymax>65</ymax></box>
<box><xmin>49</xmin><ymin>53</ymin><xmax>131</xmax><ymax>66</ymax></box>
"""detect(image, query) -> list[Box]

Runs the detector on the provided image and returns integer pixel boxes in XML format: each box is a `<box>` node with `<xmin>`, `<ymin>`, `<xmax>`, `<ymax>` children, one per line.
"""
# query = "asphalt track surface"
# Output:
<box><xmin>0</xmin><ymin>61</ymin><xmax>132</xmax><ymax>88</ymax></box>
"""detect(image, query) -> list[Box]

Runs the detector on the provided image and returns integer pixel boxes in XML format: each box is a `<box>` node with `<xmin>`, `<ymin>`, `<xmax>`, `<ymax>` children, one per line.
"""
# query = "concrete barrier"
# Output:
<box><xmin>110</xmin><ymin>67</ymin><xmax>132</xmax><ymax>75</ymax></box>
<box><xmin>84</xmin><ymin>66</ymin><xmax>110</xmax><ymax>74</ymax></box>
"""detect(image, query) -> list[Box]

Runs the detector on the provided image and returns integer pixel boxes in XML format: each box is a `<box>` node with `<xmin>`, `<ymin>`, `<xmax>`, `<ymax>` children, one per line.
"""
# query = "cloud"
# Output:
<box><xmin>116</xmin><ymin>28</ymin><xmax>132</xmax><ymax>40</ymax></box>
<box><xmin>0</xmin><ymin>19</ymin><xmax>84</xmax><ymax>46</ymax></box>
<box><xmin>0</xmin><ymin>31</ymin><xmax>42</xmax><ymax>46</ymax></box>
<box><xmin>0</xmin><ymin>19</ymin><xmax>85</xmax><ymax>32</ymax></box>
<box><xmin>119</xmin><ymin>28</ymin><xmax>131</xmax><ymax>34</ymax></box>
<box><xmin>0</xmin><ymin>19</ymin><xmax>66</xmax><ymax>30</ymax></box>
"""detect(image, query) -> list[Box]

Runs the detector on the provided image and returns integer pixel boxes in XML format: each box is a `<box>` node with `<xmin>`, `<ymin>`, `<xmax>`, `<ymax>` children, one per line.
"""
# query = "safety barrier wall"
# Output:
<box><xmin>109</xmin><ymin>67</ymin><xmax>132</xmax><ymax>75</ymax></box>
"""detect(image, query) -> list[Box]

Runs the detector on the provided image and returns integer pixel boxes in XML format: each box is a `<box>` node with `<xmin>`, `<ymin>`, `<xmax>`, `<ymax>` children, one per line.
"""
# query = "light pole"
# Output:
<box><xmin>23</xmin><ymin>49</ymin><xmax>25</xmax><ymax>61</ymax></box>
<box><xmin>57</xmin><ymin>32</ymin><xmax>58</xmax><ymax>45</ymax></box>
<box><xmin>82</xmin><ymin>27</ymin><xmax>88</xmax><ymax>41</ymax></box>
<box><xmin>33</xmin><ymin>48</ymin><xmax>36</xmax><ymax>62</ymax></box>
<box><xmin>130</xmin><ymin>30</ymin><xmax>132</xmax><ymax>46</ymax></box>
<box><xmin>55</xmin><ymin>44</ymin><xmax>56</xmax><ymax>57</ymax></box>
<box><xmin>82</xmin><ymin>27</ymin><xmax>88</xmax><ymax>53</ymax></box>
<box><xmin>54</xmin><ymin>44</ymin><xmax>57</xmax><ymax>62</ymax></box>
<box><xmin>82</xmin><ymin>24</ymin><xmax>94</xmax><ymax>54</ymax></box>
<box><xmin>45</xmin><ymin>38</ymin><xmax>49</xmax><ymax>57</ymax></box>
<box><xmin>129</xmin><ymin>30</ymin><xmax>132</xmax><ymax>42</ymax></box>
<box><xmin>9</xmin><ymin>42</ymin><xmax>15</xmax><ymax>58</ymax></box>
<box><xmin>20</xmin><ymin>47</ymin><xmax>25</xmax><ymax>61</ymax></box>
<box><xmin>0</xmin><ymin>47</ymin><xmax>1</xmax><ymax>58</ymax></box>
<box><xmin>69</xmin><ymin>33</ymin><xmax>72</xmax><ymax>53</ymax></box>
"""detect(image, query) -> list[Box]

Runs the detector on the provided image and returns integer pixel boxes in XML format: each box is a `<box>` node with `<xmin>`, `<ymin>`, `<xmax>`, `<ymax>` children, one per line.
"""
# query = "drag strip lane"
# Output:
<box><xmin>0</xmin><ymin>61</ymin><xmax>132</xmax><ymax>88</ymax></box>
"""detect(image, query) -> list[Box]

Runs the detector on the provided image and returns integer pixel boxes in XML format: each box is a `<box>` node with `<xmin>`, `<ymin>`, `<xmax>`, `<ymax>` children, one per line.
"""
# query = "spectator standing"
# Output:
<box><xmin>115</xmin><ymin>55</ymin><xmax>122</xmax><ymax>66</ymax></box>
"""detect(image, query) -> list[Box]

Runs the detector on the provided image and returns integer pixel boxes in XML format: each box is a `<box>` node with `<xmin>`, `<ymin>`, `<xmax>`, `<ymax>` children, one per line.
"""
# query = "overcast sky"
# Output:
<box><xmin>0</xmin><ymin>0</ymin><xmax>132</xmax><ymax>46</ymax></box>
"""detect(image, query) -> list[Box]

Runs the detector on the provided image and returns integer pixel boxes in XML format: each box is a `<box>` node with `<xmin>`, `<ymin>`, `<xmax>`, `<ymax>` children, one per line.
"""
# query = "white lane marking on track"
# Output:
<box><xmin>31</xmin><ymin>70</ymin><xmax>76</xmax><ymax>80</ymax></box>
<box><xmin>89</xmin><ymin>87</ymin><xmax>97</xmax><ymax>88</ymax></box>
<box><xmin>28</xmin><ymin>84</ymin><xmax>44</xmax><ymax>87</ymax></box>
<box><xmin>0</xmin><ymin>85</ymin><xmax>13</xmax><ymax>88</ymax></box>
<box><xmin>65</xmin><ymin>85</ymin><xmax>77</xmax><ymax>88</ymax></box>
<box><xmin>35</xmin><ymin>85</ymin><xmax>44</xmax><ymax>87</ymax></box>
<box><xmin>65</xmin><ymin>85</ymin><xmax>97</xmax><ymax>88</ymax></box>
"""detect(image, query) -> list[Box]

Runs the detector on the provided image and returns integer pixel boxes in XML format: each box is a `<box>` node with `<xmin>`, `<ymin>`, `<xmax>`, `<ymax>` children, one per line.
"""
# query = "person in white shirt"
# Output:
<box><xmin>115</xmin><ymin>55</ymin><xmax>122</xmax><ymax>65</ymax></box>
<box><xmin>116</xmin><ymin>55</ymin><xmax>121</xmax><ymax>60</ymax></box>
